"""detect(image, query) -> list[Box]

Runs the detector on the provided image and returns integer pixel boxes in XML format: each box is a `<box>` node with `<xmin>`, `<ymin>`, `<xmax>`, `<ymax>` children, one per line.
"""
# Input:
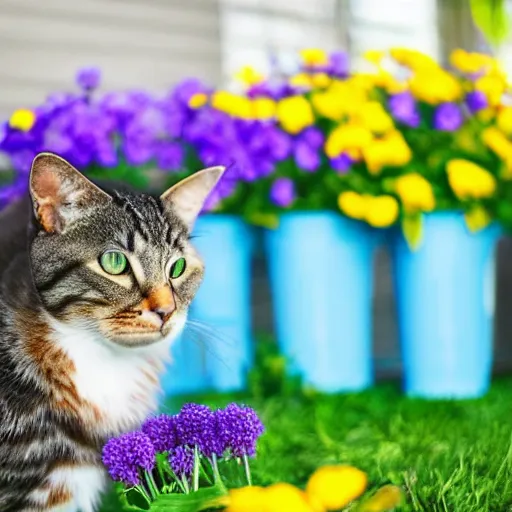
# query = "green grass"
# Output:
<box><xmin>100</xmin><ymin>375</ymin><xmax>512</xmax><ymax>511</ymax></box>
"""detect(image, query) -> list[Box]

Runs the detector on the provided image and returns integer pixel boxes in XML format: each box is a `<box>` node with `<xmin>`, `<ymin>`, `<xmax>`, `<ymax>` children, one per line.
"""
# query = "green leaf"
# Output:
<box><xmin>402</xmin><ymin>214</ymin><xmax>423</xmax><ymax>251</ymax></box>
<box><xmin>150</xmin><ymin>484</ymin><xmax>228</xmax><ymax>512</ymax></box>
<box><xmin>469</xmin><ymin>0</ymin><xmax>509</xmax><ymax>45</ymax></box>
<box><xmin>465</xmin><ymin>205</ymin><xmax>492</xmax><ymax>232</ymax></box>
<box><xmin>245</xmin><ymin>212</ymin><xmax>280</xmax><ymax>229</ymax></box>
<box><xmin>115</xmin><ymin>484</ymin><xmax>149</xmax><ymax>511</ymax></box>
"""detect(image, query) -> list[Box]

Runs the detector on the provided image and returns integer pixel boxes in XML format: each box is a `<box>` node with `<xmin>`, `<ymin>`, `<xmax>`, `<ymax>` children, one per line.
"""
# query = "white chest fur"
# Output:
<box><xmin>50</xmin><ymin>317</ymin><xmax>183</xmax><ymax>434</ymax></box>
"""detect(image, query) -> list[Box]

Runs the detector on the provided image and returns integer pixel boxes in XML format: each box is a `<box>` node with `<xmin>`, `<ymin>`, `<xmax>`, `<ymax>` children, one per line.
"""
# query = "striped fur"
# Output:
<box><xmin>0</xmin><ymin>154</ymin><xmax>224</xmax><ymax>511</ymax></box>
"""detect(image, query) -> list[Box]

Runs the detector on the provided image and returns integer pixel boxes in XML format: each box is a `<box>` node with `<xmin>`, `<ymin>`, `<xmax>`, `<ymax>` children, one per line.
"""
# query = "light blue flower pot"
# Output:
<box><xmin>391</xmin><ymin>212</ymin><xmax>500</xmax><ymax>399</ymax></box>
<box><xmin>161</xmin><ymin>215</ymin><xmax>254</xmax><ymax>395</ymax></box>
<box><xmin>265</xmin><ymin>211</ymin><xmax>379</xmax><ymax>392</ymax></box>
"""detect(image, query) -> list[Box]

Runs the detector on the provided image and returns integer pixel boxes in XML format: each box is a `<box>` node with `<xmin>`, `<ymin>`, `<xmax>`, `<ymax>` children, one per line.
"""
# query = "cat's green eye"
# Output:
<box><xmin>170</xmin><ymin>258</ymin><xmax>186</xmax><ymax>279</ymax></box>
<box><xmin>100</xmin><ymin>251</ymin><xmax>128</xmax><ymax>275</ymax></box>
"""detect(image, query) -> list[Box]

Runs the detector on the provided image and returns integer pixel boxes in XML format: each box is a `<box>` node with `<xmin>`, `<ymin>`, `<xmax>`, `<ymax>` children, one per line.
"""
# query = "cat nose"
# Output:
<box><xmin>143</xmin><ymin>286</ymin><xmax>176</xmax><ymax>323</ymax></box>
<box><xmin>154</xmin><ymin>303</ymin><xmax>175</xmax><ymax>322</ymax></box>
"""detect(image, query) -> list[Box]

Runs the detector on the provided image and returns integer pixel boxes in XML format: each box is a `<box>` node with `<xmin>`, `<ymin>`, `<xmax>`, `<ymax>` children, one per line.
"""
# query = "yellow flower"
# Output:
<box><xmin>356</xmin><ymin>101</ymin><xmax>394</xmax><ymax>134</ymax></box>
<box><xmin>226</xmin><ymin>486</ymin><xmax>267</xmax><ymax>512</ymax></box>
<box><xmin>446</xmin><ymin>159</ymin><xmax>497</xmax><ymax>199</ymax></box>
<box><xmin>366</xmin><ymin>196</ymin><xmax>400</xmax><ymax>228</ymax></box>
<box><xmin>475</xmin><ymin>74</ymin><xmax>506</xmax><ymax>106</ymax></box>
<box><xmin>363</xmin><ymin>50</ymin><xmax>385</xmax><ymax>66</ymax></box>
<box><xmin>450</xmin><ymin>49</ymin><xmax>492</xmax><ymax>74</ymax></box>
<box><xmin>325</xmin><ymin>124</ymin><xmax>373</xmax><ymax>159</ymax></box>
<box><xmin>362</xmin><ymin>131</ymin><xmax>412</xmax><ymax>174</ymax></box>
<box><xmin>497</xmin><ymin>107</ymin><xmax>512</xmax><ymax>135</ymax></box>
<box><xmin>188</xmin><ymin>92</ymin><xmax>208</xmax><ymax>109</ymax></box>
<box><xmin>276</xmin><ymin>96</ymin><xmax>315</xmax><ymax>134</ymax></box>
<box><xmin>211</xmin><ymin>91</ymin><xmax>252</xmax><ymax>118</ymax></box>
<box><xmin>359</xmin><ymin>485</ymin><xmax>403</xmax><ymax>512</ymax></box>
<box><xmin>252</xmin><ymin>97</ymin><xmax>276</xmax><ymax>120</ymax></box>
<box><xmin>409</xmin><ymin>69</ymin><xmax>463</xmax><ymax>104</ymax></box>
<box><xmin>312</xmin><ymin>81</ymin><xmax>367</xmax><ymax>120</ymax></box>
<box><xmin>311</xmin><ymin>73</ymin><xmax>331</xmax><ymax>89</ymax></box>
<box><xmin>390</xmin><ymin>48</ymin><xmax>438</xmax><ymax>70</ymax></box>
<box><xmin>9</xmin><ymin>109</ymin><xmax>36</xmax><ymax>131</ymax></box>
<box><xmin>395</xmin><ymin>173</ymin><xmax>435</xmax><ymax>212</ymax></box>
<box><xmin>235</xmin><ymin>66</ymin><xmax>265</xmax><ymax>86</ymax></box>
<box><xmin>482</xmin><ymin>126</ymin><xmax>512</xmax><ymax>160</ymax></box>
<box><xmin>289</xmin><ymin>73</ymin><xmax>313</xmax><ymax>88</ymax></box>
<box><xmin>338</xmin><ymin>191</ymin><xmax>369</xmax><ymax>220</ymax></box>
<box><xmin>306</xmin><ymin>465</ymin><xmax>368</xmax><ymax>511</ymax></box>
<box><xmin>263</xmin><ymin>483</ymin><xmax>313</xmax><ymax>512</ymax></box>
<box><xmin>300</xmin><ymin>48</ymin><xmax>328</xmax><ymax>67</ymax></box>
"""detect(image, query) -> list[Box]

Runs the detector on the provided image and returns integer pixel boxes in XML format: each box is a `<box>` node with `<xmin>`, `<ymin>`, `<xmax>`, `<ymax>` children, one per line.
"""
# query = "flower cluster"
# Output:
<box><xmin>225</xmin><ymin>464</ymin><xmax>402</xmax><ymax>512</ymax></box>
<box><xmin>186</xmin><ymin>46</ymin><xmax>512</xmax><ymax>247</ymax></box>
<box><xmin>3</xmin><ymin>48</ymin><xmax>512</xmax><ymax>245</ymax></box>
<box><xmin>102</xmin><ymin>402</ymin><xmax>264</xmax><ymax>505</ymax></box>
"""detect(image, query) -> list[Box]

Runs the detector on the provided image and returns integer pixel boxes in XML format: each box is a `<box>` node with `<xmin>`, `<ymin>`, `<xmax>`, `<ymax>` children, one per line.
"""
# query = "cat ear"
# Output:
<box><xmin>30</xmin><ymin>152</ymin><xmax>111</xmax><ymax>234</ymax></box>
<box><xmin>160</xmin><ymin>166</ymin><xmax>225</xmax><ymax>229</ymax></box>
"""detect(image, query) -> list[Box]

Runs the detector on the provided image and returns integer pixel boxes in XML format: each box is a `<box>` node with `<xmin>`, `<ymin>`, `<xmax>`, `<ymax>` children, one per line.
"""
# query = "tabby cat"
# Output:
<box><xmin>0</xmin><ymin>152</ymin><xmax>224</xmax><ymax>511</ymax></box>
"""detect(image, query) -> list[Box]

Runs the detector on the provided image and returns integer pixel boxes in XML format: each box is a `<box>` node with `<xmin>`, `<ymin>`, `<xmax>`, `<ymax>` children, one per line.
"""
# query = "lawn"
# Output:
<box><xmin>99</xmin><ymin>354</ymin><xmax>512</xmax><ymax>511</ymax></box>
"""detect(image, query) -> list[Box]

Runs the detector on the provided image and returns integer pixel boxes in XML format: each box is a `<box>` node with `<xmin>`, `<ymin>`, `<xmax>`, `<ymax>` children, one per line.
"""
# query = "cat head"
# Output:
<box><xmin>28</xmin><ymin>152</ymin><xmax>224</xmax><ymax>348</ymax></box>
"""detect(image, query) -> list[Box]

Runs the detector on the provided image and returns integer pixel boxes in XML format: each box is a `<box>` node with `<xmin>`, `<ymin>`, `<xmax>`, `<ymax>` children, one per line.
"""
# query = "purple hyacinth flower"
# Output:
<box><xmin>388</xmin><ymin>92</ymin><xmax>420</xmax><ymax>128</ymax></box>
<box><xmin>169</xmin><ymin>446</ymin><xmax>195</xmax><ymax>478</ymax></box>
<box><xmin>269</xmin><ymin>178</ymin><xmax>296</xmax><ymax>208</ymax></box>
<box><xmin>328</xmin><ymin>51</ymin><xmax>350</xmax><ymax>78</ymax></box>
<box><xmin>102</xmin><ymin>432</ymin><xmax>156</xmax><ymax>486</ymax></box>
<box><xmin>466</xmin><ymin>90</ymin><xmax>488</xmax><ymax>113</ymax></box>
<box><xmin>175</xmin><ymin>403</ymin><xmax>223</xmax><ymax>458</ymax></box>
<box><xmin>294</xmin><ymin>140</ymin><xmax>320</xmax><ymax>172</ymax></box>
<box><xmin>433</xmin><ymin>102</ymin><xmax>463</xmax><ymax>131</ymax></box>
<box><xmin>76</xmin><ymin>67</ymin><xmax>101</xmax><ymax>91</ymax></box>
<box><xmin>142</xmin><ymin>414</ymin><xmax>178</xmax><ymax>453</ymax></box>
<box><xmin>216</xmin><ymin>403</ymin><xmax>265</xmax><ymax>458</ymax></box>
<box><xmin>330</xmin><ymin>153</ymin><xmax>353</xmax><ymax>174</ymax></box>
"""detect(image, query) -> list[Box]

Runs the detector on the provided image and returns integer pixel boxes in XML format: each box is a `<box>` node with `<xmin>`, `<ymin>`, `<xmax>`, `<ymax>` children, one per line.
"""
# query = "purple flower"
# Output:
<box><xmin>433</xmin><ymin>102</ymin><xmax>464</xmax><ymax>131</ymax></box>
<box><xmin>330</xmin><ymin>153</ymin><xmax>353</xmax><ymax>173</ymax></box>
<box><xmin>328</xmin><ymin>51</ymin><xmax>350</xmax><ymax>78</ymax></box>
<box><xmin>156</xmin><ymin>141</ymin><xmax>184</xmax><ymax>171</ymax></box>
<box><xmin>169</xmin><ymin>446</ymin><xmax>195</xmax><ymax>478</ymax></box>
<box><xmin>142</xmin><ymin>414</ymin><xmax>178</xmax><ymax>453</ymax></box>
<box><xmin>102</xmin><ymin>432</ymin><xmax>155</xmax><ymax>486</ymax></box>
<box><xmin>294</xmin><ymin>127</ymin><xmax>324</xmax><ymax>172</ymax></box>
<box><xmin>216</xmin><ymin>403</ymin><xmax>264</xmax><ymax>458</ymax></box>
<box><xmin>269</xmin><ymin>178</ymin><xmax>296</xmax><ymax>208</ymax></box>
<box><xmin>466</xmin><ymin>91</ymin><xmax>488</xmax><ymax>113</ymax></box>
<box><xmin>388</xmin><ymin>92</ymin><xmax>420</xmax><ymax>127</ymax></box>
<box><xmin>76</xmin><ymin>67</ymin><xmax>101</xmax><ymax>91</ymax></box>
<box><xmin>175</xmin><ymin>403</ymin><xmax>223</xmax><ymax>458</ymax></box>
<box><xmin>294</xmin><ymin>140</ymin><xmax>320</xmax><ymax>172</ymax></box>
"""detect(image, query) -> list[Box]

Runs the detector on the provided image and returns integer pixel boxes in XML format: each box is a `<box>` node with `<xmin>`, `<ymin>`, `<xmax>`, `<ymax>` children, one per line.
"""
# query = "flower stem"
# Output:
<box><xmin>211</xmin><ymin>454</ymin><xmax>222</xmax><ymax>484</ymax></box>
<box><xmin>144</xmin><ymin>471</ymin><xmax>158</xmax><ymax>500</ymax></box>
<box><xmin>193</xmin><ymin>445</ymin><xmax>200</xmax><ymax>492</ymax></box>
<box><xmin>243</xmin><ymin>454</ymin><xmax>252</xmax><ymax>486</ymax></box>
<box><xmin>182</xmin><ymin>474</ymin><xmax>190</xmax><ymax>494</ymax></box>
<box><xmin>157</xmin><ymin>462</ymin><xmax>167</xmax><ymax>490</ymax></box>
<box><xmin>135</xmin><ymin>485</ymin><xmax>152</xmax><ymax>505</ymax></box>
